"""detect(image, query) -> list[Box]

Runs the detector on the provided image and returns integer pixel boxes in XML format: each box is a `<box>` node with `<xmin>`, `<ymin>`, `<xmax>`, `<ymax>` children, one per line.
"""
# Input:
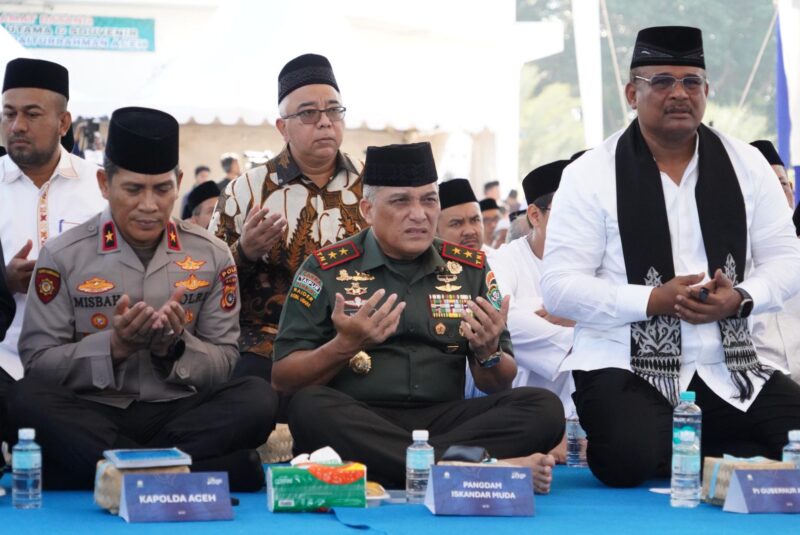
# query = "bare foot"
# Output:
<box><xmin>548</xmin><ymin>432</ymin><xmax>567</xmax><ymax>465</ymax></box>
<box><xmin>501</xmin><ymin>453</ymin><xmax>555</xmax><ymax>494</ymax></box>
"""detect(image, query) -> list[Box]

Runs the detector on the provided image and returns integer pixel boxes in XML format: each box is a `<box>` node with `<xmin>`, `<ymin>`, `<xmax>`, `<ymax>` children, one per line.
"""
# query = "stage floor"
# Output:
<box><xmin>0</xmin><ymin>466</ymin><xmax>795</xmax><ymax>533</ymax></box>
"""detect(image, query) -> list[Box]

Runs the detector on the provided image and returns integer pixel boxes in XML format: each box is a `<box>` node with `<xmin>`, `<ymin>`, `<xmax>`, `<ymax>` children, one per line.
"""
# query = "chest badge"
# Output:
<box><xmin>336</xmin><ymin>269</ymin><xmax>375</xmax><ymax>282</ymax></box>
<box><xmin>77</xmin><ymin>277</ymin><xmax>115</xmax><ymax>294</ymax></box>
<box><xmin>91</xmin><ymin>313</ymin><xmax>109</xmax><ymax>330</ymax></box>
<box><xmin>175</xmin><ymin>256</ymin><xmax>206</xmax><ymax>271</ymax></box>
<box><xmin>435</xmin><ymin>261</ymin><xmax>463</xmax><ymax>292</ymax></box>
<box><xmin>349</xmin><ymin>351</ymin><xmax>372</xmax><ymax>375</ymax></box>
<box><xmin>435</xmin><ymin>322</ymin><xmax>446</xmax><ymax>335</ymax></box>
<box><xmin>174</xmin><ymin>274</ymin><xmax>210</xmax><ymax>291</ymax></box>
<box><xmin>344</xmin><ymin>282</ymin><xmax>369</xmax><ymax>296</ymax></box>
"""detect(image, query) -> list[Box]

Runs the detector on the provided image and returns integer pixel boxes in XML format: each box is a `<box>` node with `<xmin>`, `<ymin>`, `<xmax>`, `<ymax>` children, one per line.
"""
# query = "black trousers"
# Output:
<box><xmin>6</xmin><ymin>376</ymin><xmax>277</xmax><ymax>489</ymax></box>
<box><xmin>288</xmin><ymin>385</ymin><xmax>565</xmax><ymax>488</ymax></box>
<box><xmin>232</xmin><ymin>351</ymin><xmax>291</xmax><ymax>423</ymax></box>
<box><xmin>573</xmin><ymin>368</ymin><xmax>800</xmax><ymax>488</ymax></box>
<box><xmin>0</xmin><ymin>367</ymin><xmax>14</xmax><ymax>462</ymax></box>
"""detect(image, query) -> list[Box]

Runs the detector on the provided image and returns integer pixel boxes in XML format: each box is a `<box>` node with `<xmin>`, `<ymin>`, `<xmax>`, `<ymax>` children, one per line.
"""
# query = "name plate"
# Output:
<box><xmin>723</xmin><ymin>469</ymin><xmax>800</xmax><ymax>514</ymax></box>
<box><xmin>424</xmin><ymin>464</ymin><xmax>534</xmax><ymax>516</ymax></box>
<box><xmin>119</xmin><ymin>472</ymin><xmax>233</xmax><ymax>522</ymax></box>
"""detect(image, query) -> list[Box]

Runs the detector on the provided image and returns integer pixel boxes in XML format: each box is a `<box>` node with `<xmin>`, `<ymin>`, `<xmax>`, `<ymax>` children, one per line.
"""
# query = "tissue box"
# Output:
<box><xmin>267</xmin><ymin>463</ymin><xmax>367</xmax><ymax>512</ymax></box>
<box><xmin>702</xmin><ymin>456</ymin><xmax>795</xmax><ymax>505</ymax></box>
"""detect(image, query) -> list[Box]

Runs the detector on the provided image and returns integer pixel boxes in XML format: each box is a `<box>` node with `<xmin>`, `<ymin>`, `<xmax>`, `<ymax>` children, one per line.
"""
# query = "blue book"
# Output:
<box><xmin>104</xmin><ymin>448</ymin><xmax>192</xmax><ymax>469</ymax></box>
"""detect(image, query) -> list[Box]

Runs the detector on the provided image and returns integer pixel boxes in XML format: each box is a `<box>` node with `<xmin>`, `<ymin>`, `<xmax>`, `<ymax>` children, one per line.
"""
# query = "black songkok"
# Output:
<box><xmin>523</xmin><ymin>160</ymin><xmax>569</xmax><ymax>205</ymax></box>
<box><xmin>363</xmin><ymin>142</ymin><xmax>437</xmax><ymax>187</ymax></box>
<box><xmin>479</xmin><ymin>198</ymin><xmax>499</xmax><ymax>212</ymax></box>
<box><xmin>105</xmin><ymin>107</ymin><xmax>179</xmax><ymax>175</ymax></box>
<box><xmin>630</xmin><ymin>26</ymin><xmax>705</xmax><ymax>70</ymax></box>
<box><xmin>278</xmin><ymin>54</ymin><xmax>339</xmax><ymax>103</ymax></box>
<box><xmin>750</xmin><ymin>140</ymin><xmax>785</xmax><ymax>167</ymax></box>
<box><xmin>185</xmin><ymin>181</ymin><xmax>220</xmax><ymax>219</ymax></box>
<box><xmin>3</xmin><ymin>58</ymin><xmax>69</xmax><ymax>99</ymax></box>
<box><xmin>439</xmin><ymin>179</ymin><xmax>478</xmax><ymax>209</ymax></box>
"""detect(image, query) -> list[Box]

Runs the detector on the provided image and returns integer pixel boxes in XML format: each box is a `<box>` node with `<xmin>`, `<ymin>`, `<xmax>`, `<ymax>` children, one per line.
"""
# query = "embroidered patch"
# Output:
<box><xmin>91</xmin><ymin>313</ymin><xmax>108</xmax><ymax>330</ymax></box>
<box><xmin>35</xmin><ymin>268</ymin><xmax>61</xmax><ymax>304</ymax></box>
<box><xmin>219</xmin><ymin>265</ymin><xmax>238</xmax><ymax>311</ymax></box>
<box><xmin>315</xmin><ymin>240</ymin><xmax>360</xmax><ymax>270</ymax></box>
<box><xmin>174</xmin><ymin>274</ymin><xmax>210</xmax><ymax>291</ymax></box>
<box><xmin>485</xmin><ymin>270</ymin><xmax>502</xmax><ymax>310</ymax></box>
<box><xmin>184</xmin><ymin>309</ymin><xmax>194</xmax><ymax>324</ymax></box>
<box><xmin>293</xmin><ymin>271</ymin><xmax>322</xmax><ymax>299</ymax></box>
<box><xmin>175</xmin><ymin>255</ymin><xmax>206</xmax><ymax>271</ymax></box>
<box><xmin>77</xmin><ymin>277</ymin><xmax>115</xmax><ymax>294</ymax></box>
<box><xmin>101</xmin><ymin>221</ymin><xmax>117</xmax><ymax>251</ymax></box>
<box><xmin>441</xmin><ymin>241</ymin><xmax>485</xmax><ymax>269</ymax></box>
<box><xmin>429</xmin><ymin>294</ymin><xmax>472</xmax><ymax>318</ymax></box>
<box><xmin>166</xmin><ymin>221</ymin><xmax>181</xmax><ymax>251</ymax></box>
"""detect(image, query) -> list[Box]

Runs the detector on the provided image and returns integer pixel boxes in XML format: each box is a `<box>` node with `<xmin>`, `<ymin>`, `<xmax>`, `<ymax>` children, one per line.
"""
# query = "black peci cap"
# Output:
<box><xmin>363</xmin><ymin>142</ymin><xmax>437</xmax><ymax>187</ymax></box>
<box><xmin>630</xmin><ymin>26</ymin><xmax>704</xmax><ymax>70</ymax></box>
<box><xmin>105</xmin><ymin>107</ymin><xmax>179</xmax><ymax>174</ymax></box>
<box><xmin>278</xmin><ymin>53</ymin><xmax>339</xmax><ymax>103</ymax></box>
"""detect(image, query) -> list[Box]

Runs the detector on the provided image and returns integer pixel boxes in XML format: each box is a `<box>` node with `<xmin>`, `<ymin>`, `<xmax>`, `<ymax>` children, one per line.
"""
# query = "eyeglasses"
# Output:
<box><xmin>281</xmin><ymin>106</ymin><xmax>346</xmax><ymax>124</ymax></box>
<box><xmin>633</xmin><ymin>74</ymin><xmax>707</xmax><ymax>93</ymax></box>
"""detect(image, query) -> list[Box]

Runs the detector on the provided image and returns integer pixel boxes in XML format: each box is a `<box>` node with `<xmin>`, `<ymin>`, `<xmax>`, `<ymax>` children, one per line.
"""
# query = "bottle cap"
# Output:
<box><xmin>789</xmin><ymin>430</ymin><xmax>800</xmax><ymax>442</ymax></box>
<box><xmin>412</xmin><ymin>429</ymin><xmax>429</xmax><ymax>441</ymax></box>
<box><xmin>18</xmin><ymin>428</ymin><xmax>35</xmax><ymax>440</ymax></box>
<box><xmin>679</xmin><ymin>391</ymin><xmax>696</xmax><ymax>403</ymax></box>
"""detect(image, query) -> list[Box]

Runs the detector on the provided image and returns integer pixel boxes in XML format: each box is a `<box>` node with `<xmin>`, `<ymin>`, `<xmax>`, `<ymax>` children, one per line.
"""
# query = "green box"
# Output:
<box><xmin>267</xmin><ymin>463</ymin><xmax>367</xmax><ymax>512</ymax></box>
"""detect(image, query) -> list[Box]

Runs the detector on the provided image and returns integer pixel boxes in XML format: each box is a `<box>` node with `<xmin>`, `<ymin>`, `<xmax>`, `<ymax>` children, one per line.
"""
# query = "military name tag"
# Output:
<box><xmin>429</xmin><ymin>294</ymin><xmax>471</xmax><ymax>318</ymax></box>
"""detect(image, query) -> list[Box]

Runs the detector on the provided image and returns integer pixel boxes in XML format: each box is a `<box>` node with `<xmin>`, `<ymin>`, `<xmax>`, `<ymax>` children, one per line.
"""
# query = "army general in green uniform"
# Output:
<box><xmin>273</xmin><ymin>142</ymin><xmax>564</xmax><ymax>492</ymax></box>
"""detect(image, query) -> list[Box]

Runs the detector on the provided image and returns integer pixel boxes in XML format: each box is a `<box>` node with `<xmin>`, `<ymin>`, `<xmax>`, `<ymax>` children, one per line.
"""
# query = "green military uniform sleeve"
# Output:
<box><xmin>479</xmin><ymin>263</ymin><xmax>514</xmax><ymax>359</ymax></box>
<box><xmin>20</xmin><ymin>242</ymin><xmax>118</xmax><ymax>391</ymax></box>
<box><xmin>162</xmin><ymin>235</ymin><xmax>241</xmax><ymax>389</ymax></box>
<box><xmin>273</xmin><ymin>256</ymin><xmax>335</xmax><ymax>361</ymax></box>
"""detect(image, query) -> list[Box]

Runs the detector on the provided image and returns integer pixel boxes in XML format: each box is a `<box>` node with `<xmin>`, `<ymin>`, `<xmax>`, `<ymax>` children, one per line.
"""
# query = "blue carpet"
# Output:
<box><xmin>1</xmin><ymin>466</ymin><xmax>796</xmax><ymax>533</ymax></box>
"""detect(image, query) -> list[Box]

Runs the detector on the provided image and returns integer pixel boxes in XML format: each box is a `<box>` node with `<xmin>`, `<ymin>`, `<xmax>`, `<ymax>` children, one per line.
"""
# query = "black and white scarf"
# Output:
<box><xmin>616</xmin><ymin>119</ymin><xmax>771</xmax><ymax>406</ymax></box>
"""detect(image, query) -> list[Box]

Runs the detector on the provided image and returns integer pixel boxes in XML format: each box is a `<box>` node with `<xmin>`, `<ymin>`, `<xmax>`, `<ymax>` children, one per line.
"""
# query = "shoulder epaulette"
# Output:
<box><xmin>178</xmin><ymin>221</ymin><xmax>230</xmax><ymax>254</ymax></box>
<box><xmin>315</xmin><ymin>240</ymin><xmax>361</xmax><ymax>270</ymax></box>
<box><xmin>441</xmin><ymin>241</ymin><xmax>486</xmax><ymax>269</ymax></box>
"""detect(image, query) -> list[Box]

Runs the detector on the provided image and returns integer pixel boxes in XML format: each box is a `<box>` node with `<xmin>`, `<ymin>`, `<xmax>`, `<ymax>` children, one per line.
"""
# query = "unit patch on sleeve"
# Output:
<box><xmin>315</xmin><ymin>240</ymin><xmax>360</xmax><ymax>270</ymax></box>
<box><xmin>219</xmin><ymin>265</ymin><xmax>238</xmax><ymax>311</ymax></box>
<box><xmin>35</xmin><ymin>268</ymin><xmax>61</xmax><ymax>304</ymax></box>
<box><xmin>485</xmin><ymin>270</ymin><xmax>503</xmax><ymax>310</ymax></box>
<box><xmin>289</xmin><ymin>270</ymin><xmax>323</xmax><ymax>308</ymax></box>
<box><xmin>441</xmin><ymin>242</ymin><xmax>485</xmax><ymax>268</ymax></box>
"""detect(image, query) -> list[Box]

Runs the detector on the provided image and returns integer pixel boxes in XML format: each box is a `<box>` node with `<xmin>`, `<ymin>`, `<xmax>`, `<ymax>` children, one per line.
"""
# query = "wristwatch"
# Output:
<box><xmin>733</xmin><ymin>287</ymin><xmax>753</xmax><ymax>319</ymax></box>
<box><xmin>476</xmin><ymin>348</ymin><xmax>502</xmax><ymax>369</ymax></box>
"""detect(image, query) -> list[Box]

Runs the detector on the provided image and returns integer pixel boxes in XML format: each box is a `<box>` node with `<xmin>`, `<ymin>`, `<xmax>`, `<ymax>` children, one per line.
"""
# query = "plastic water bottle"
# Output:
<box><xmin>566</xmin><ymin>411</ymin><xmax>588</xmax><ymax>467</ymax></box>
<box><xmin>406</xmin><ymin>429</ymin><xmax>434</xmax><ymax>503</ymax></box>
<box><xmin>12</xmin><ymin>428</ymin><xmax>42</xmax><ymax>509</ymax></box>
<box><xmin>782</xmin><ymin>430</ymin><xmax>800</xmax><ymax>468</ymax></box>
<box><xmin>671</xmin><ymin>391</ymin><xmax>701</xmax><ymax>508</ymax></box>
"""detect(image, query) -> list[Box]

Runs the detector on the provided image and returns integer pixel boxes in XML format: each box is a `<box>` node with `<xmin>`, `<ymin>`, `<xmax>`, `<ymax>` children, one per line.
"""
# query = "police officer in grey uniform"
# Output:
<box><xmin>273</xmin><ymin>142</ymin><xmax>563</xmax><ymax>493</ymax></box>
<box><xmin>8</xmin><ymin>107</ymin><xmax>276</xmax><ymax>491</ymax></box>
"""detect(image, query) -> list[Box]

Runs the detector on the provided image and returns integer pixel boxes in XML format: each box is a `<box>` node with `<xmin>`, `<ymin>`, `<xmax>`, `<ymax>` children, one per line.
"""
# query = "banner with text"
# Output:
<box><xmin>0</xmin><ymin>12</ymin><xmax>154</xmax><ymax>52</ymax></box>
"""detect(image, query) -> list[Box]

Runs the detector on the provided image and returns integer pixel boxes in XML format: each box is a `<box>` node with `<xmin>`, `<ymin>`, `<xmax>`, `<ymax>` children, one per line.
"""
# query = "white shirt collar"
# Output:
<box><xmin>1</xmin><ymin>145</ymin><xmax>79</xmax><ymax>184</ymax></box>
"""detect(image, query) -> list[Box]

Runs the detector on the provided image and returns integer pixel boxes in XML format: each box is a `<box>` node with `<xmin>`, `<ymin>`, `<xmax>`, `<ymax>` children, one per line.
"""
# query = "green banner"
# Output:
<box><xmin>0</xmin><ymin>12</ymin><xmax>155</xmax><ymax>52</ymax></box>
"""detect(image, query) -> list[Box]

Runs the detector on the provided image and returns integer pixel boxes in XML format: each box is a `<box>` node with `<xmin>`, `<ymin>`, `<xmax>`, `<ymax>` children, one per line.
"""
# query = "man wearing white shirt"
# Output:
<box><xmin>491</xmin><ymin>161</ymin><xmax>575</xmax><ymax>417</ymax></box>
<box><xmin>541</xmin><ymin>27</ymin><xmax>800</xmax><ymax>487</ymax></box>
<box><xmin>0</xmin><ymin>58</ymin><xmax>105</xmax><ymax>394</ymax></box>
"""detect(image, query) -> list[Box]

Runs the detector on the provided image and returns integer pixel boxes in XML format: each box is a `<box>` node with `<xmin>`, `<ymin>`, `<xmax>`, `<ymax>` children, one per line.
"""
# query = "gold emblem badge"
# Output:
<box><xmin>336</xmin><ymin>269</ymin><xmax>375</xmax><ymax>282</ymax></box>
<box><xmin>91</xmin><ymin>313</ymin><xmax>108</xmax><ymax>330</ymax></box>
<box><xmin>344</xmin><ymin>282</ymin><xmax>369</xmax><ymax>296</ymax></box>
<box><xmin>174</xmin><ymin>274</ymin><xmax>210</xmax><ymax>291</ymax></box>
<box><xmin>175</xmin><ymin>256</ymin><xmax>206</xmax><ymax>271</ymax></box>
<box><xmin>435</xmin><ymin>322</ymin><xmax>446</xmax><ymax>335</ymax></box>
<box><xmin>184</xmin><ymin>309</ymin><xmax>194</xmax><ymax>324</ymax></box>
<box><xmin>435</xmin><ymin>262</ymin><xmax>462</xmax><ymax>293</ymax></box>
<box><xmin>77</xmin><ymin>277</ymin><xmax>115</xmax><ymax>294</ymax></box>
<box><xmin>349</xmin><ymin>351</ymin><xmax>372</xmax><ymax>375</ymax></box>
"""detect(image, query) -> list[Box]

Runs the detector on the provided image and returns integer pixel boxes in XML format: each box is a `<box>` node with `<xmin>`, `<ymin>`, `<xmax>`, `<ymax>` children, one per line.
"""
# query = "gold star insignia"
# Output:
<box><xmin>328</xmin><ymin>251</ymin><xmax>338</xmax><ymax>259</ymax></box>
<box><xmin>339</xmin><ymin>248</ymin><xmax>348</xmax><ymax>255</ymax></box>
<box><xmin>169</xmin><ymin>231</ymin><xmax>177</xmax><ymax>242</ymax></box>
<box><xmin>464</xmin><ymin>250</ymin><xmax>473</xmax><ymax>258</ymax></box>
<box><xmin>105</xmin><ymin>231</ymin><xmax>114</xmax><ymax>243</ymax></box>
<box><xmin>452</xmin><ymin>247</ymin><xmax>462</xmax><ymax>255</ymax></box>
